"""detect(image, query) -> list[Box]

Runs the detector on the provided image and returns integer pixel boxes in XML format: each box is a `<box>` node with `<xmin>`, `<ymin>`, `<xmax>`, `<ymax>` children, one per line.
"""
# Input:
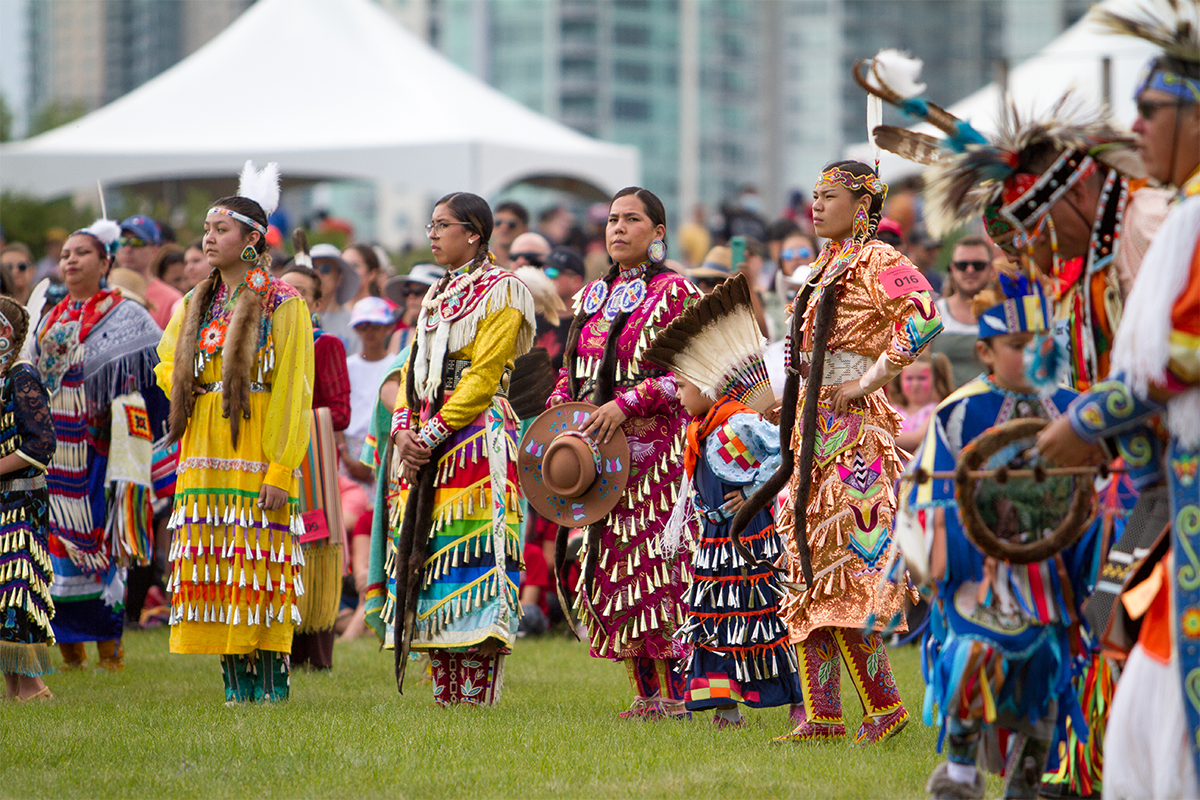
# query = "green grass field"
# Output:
<box><xmin>0</xmin><ymin>627</ymin><xmax>1003</xmax><ymax>799</ymax></box>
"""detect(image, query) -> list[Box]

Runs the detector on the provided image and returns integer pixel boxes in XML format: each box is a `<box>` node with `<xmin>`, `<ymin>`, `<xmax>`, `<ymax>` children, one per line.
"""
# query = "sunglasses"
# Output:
<box><xmin>495</xmin><ymin>219</ymin><xmax>521</xmax><ymax>229</ymax></box>
<box><xmin>781</xmin><ymin>247</ymin><xmax>813</xmax><ymax>261</ymax></box>
<box><xmin>6</xmin><ymin>262</ymin><xmax>30</xmax><ymax>272</ymax></box>
<box><xmin>951</xmin><ymin>260</ymin><xmax>990</xmax><ymax>273</ymax></box>
<box><xmin>1136</xmin><ymin>98</ymin><xmax>1184</xmax><ymax>120</ymax></box>
<box><xmin>119</xmin><ymin>236</ymin><xmax>147</xmax><ymax>249</ymax></box>
<box><xmin>510</xmin><ymin>252</ymin><xmax>544</xmax><ymax>267</ymax></box>
<box><xmin>315</xmin><ymin>262</ymin><xmax>337</xmax><ymax>275</ymax></box>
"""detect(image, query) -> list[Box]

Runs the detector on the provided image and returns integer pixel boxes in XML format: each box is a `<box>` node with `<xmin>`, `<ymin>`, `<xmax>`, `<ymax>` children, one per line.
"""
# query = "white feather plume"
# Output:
<box><xmin>237</xmin><ymin>160</ymin><xmax>281</xmax><ymax>215</ymax></box>
<box><xmin>86</xmin><ymin>218</ymin><xmax>121</xmax><ymax>248</ymax></box>
<box><xmin>870</xmin><ymin>49</ymin><xmax>927</xmax><ymax>99</ymax></box>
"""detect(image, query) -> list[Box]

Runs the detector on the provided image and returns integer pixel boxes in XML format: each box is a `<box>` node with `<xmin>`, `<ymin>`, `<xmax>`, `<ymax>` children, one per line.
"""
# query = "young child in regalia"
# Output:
<box><xmin>644</xmin><ymin>274</ymin><xmax>804</xmax><ymax>730</ymax></box>
<box><xmin>900</xmin><ymin>274</ymin><xmax>1102</xmax><ymax>800</ymax></box>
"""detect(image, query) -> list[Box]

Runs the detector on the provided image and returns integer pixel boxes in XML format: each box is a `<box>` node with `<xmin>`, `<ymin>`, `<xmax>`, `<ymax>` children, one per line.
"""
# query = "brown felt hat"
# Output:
<box><xmin>518</xmin><ymin>402</ymin><xmax>630</xmax><ymax>527</ymax></box>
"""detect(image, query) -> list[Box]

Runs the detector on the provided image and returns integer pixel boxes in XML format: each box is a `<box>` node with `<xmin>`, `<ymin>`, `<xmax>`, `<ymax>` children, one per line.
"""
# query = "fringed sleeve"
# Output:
<box><xmin>261</xmin><ymin>296</ymin><xmax>315</xmax><ymax>490</ymax></box>
<box><xmin>416</xmin><ymin>306</ymin><xmax>524</xmax><ymax>448</ymax></box>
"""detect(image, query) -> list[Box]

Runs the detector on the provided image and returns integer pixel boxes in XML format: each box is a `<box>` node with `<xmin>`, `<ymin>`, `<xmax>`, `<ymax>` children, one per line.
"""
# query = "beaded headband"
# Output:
<box><xmin>817</xmin><ymin>166</ymin><xmax>888</xmax><ymax>201</ymax></box>
<box><xmin>1136</xmin><ymin>61</ymin><xmax>1200</xmax><ymax>103</ymax></box>
<box><xmin>207</xmin><ymin>206</ymin><xmax>267</xmax><ymax>236</ymax></box>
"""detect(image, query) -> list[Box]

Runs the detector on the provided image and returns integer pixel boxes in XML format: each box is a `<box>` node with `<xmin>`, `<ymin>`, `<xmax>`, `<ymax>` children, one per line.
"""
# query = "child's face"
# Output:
<box><xmin>676</xmin><ymin>375</ymin><xmax>714</xmax><ymax>417</ymax></box>
<box><xmin>977</xmin><ymin>332</ymin><xmax>1034</xmax><ymax>393</ymax></box>
<box><xmin>354</xmin><ymin>322</ymin><xmax>393</xmax><ymax>352</ymax></box>
<box><xmin>900</xmin><ymin>363</ymin><xmax>933</xmax><ymax>407</ymax></box>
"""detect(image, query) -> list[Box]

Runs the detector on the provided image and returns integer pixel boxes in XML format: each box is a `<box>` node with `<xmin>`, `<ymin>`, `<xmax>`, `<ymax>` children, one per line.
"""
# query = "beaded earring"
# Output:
<box><xmin>852</xmin><ymin>203</ymin><xmax>870</xmax><ymax>243</ymax></box>
<box><xmin>647</xmin><ymin>238</ymin><xmax>666</xmax><ymax>264</ymax></box>
<box><xmin>241</xmin><ymin>244</ymin><xmax>259</xmax><ymax>262</ymax></box>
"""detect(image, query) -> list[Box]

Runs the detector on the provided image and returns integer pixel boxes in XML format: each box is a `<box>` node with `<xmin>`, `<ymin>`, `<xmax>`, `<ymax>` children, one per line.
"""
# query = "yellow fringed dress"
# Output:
<box><xmin>155</xmin><ymin>279</ymin><xmax>314</xmax><ymax>655</ymax></box>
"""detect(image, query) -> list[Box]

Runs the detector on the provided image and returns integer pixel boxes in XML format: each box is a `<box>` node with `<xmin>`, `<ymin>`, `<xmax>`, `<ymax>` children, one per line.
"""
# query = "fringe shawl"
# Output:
<box><xmin>76</xmin><ymin>300</ymin><xmax>161</xmax><ymax>416</ymax></box>
<box><xmin>1110</xmin><ymin>192</ymin><xmax>1200</xmax><ymax>447</ymax></box>
<box><xmin>412</xmin><ymin>270</ymin><xmax>536</xmax><ymax>402</ymax></box>
<box><xmin>167</xmin><ymin>275</ymin><xmax>265</xmax><ymax>448</ymax></box>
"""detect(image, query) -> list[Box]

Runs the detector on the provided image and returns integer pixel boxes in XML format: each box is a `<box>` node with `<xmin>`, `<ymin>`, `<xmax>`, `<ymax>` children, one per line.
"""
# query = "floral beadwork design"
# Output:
<box><xmin>245</xmin><ymin>267</ymin><xmax>271</xmax><ymax>295</ymax></box>
<box><xmin>198</xmin><ymin>320</ymin><xmax>227</xmax><ymax>354</ymax></box>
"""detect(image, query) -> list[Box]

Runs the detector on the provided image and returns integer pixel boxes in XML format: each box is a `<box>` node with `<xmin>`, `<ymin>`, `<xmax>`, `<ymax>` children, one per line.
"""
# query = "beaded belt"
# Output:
<box><xmin>695</xmin><ymin>498</ymin><xmax>734</xmax><ymax>523</ymax></box>
<box><xmin>443</xmin><ymin>358</ymin><xmax>509</xmax><ymax>397</ymax></box>
<box><xmin>798</xmin><ymin>350</ymin><xmax>874</xmax><ymax>386</ymax></box>
<box><xmin>200</xmin><ymin>381</ymin><xmax>272</xmax><ymax>393</ymax></box>
<box><xmin>0</xmin><ymin>475</ymin><xmax>46</xmax><ymax>492</ymax></box>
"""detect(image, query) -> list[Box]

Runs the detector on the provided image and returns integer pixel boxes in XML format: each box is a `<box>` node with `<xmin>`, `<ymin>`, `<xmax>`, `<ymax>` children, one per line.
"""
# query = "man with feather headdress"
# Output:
<box><xmin>855</xmin><ymin>42</ymin><xmax>1176</xmax><ymax>799</ymax></box>
<box><xmin>1036</xmin><ymin>1</ymin><xmax>1200</xmax><ymax>796</ymax></box>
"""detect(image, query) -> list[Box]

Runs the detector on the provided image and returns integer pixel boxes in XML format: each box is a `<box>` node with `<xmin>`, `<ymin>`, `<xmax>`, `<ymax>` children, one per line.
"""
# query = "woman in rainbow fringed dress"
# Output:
<box><xmin>156</xmin><ymin>163</ymin><xmax>315</xmax><ymax>703</ymax></box>
<box><xmin>388</xmin><ymin>192</ymin><xmax>534</xmax><ymax>705</ymax></box>
<box><xmin>0</xmin><ymin>297</ymin><xmax>57</xmax><ymax>701</ymax></box>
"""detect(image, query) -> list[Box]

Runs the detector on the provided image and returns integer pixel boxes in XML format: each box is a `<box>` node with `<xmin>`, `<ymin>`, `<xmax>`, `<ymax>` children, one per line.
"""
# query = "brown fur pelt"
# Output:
<box><xmin>167</xmin><ymin>270</ymin><xmax>265</xmax><ymax>449</ymax></box>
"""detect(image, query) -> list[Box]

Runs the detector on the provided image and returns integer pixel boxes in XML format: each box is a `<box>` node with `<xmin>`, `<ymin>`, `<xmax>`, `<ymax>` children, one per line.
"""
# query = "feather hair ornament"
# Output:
<box><xmin>643</xmin><ymin>273</ymin><xmax>772</xmax><ymax>413</ymax></box>
<box><xmin>85</xmin><ymin>218</ymin><xmax>121</xmax><ymax>250</ymax></box>
<box><xmin>237</xmin><ymin>160</ymin><xmax>281</xmax><ymax>216</ymax></box>
<box><xmin>292</xmin><ymin>228</ymin><xmax>312</xmax><ymax>269</ymax></box>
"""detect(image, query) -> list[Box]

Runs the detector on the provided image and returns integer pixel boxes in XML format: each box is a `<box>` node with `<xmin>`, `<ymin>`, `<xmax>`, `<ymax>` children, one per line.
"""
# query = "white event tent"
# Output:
<box><xmin>845</xmin><ymin>0</ymin><xmax>1161</xmax><ymax>184</ymax></box>
<box><xmin>0</xmin><ymin>0</ymin><xmax>638</xmax><ymax>200</ymax></box>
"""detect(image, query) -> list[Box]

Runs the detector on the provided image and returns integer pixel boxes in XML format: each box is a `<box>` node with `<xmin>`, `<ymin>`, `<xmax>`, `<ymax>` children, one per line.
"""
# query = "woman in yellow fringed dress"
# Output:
<box><xmin>156</xmin><ymin>162</ymin><xmax>315</xmax><ymax>703</ymax></box>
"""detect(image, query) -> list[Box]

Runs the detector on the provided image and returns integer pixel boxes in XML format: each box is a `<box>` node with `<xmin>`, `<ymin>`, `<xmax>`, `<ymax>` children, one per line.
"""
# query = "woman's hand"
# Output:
<box><xmin>399</xmin><ymin>461</ymin><xmax>419</xmax><ymax>484</ymax></box>
<box><xmin>722</xmin><ymin>488</ymin><xmax>746</xmax><ymax>513</ymax></box>
<box><xmin>764</xmin><ymin>399</ymin><xmax>783</xmax><ymax>425</ymax></box>
<box><xmin>828</xmin><ymin>378</ymin><xmax>867</xmax><ymax>413</ymax></box>
<box><xmin>548</xmin><ymin>395</ymin><xmax>566</xmax><ymax>408</ymax></box>
<box><xmin>393</xmin><ymin>429</ymin><xmax>431</xmax><ymax>466</ymax></box>
<box><xmin>579</xmin><ymin>400</ymin><xmax>627</xmax><ymax>443</ymax></box>
<box><xmin>192</xmin><ymin>379</ymin><xmax>208</xmax><ymax>396</ymax></box>
<box><xmin>257</xmin><ymin>484</ymin><xmax>288</xmax><ymax>512</ymax></box>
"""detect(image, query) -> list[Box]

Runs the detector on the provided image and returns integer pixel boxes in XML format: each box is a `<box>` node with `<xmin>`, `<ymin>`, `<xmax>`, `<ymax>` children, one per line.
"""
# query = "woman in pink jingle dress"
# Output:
<box><xmin>548</xmin><ymin>187</ymin><xmax>701</xmax><ymax>718</ymax></box>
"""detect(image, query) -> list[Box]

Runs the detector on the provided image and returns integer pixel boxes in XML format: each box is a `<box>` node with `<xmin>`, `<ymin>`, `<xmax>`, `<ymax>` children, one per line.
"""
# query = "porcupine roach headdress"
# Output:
<box><xmin>168</xmin><ymin>160</ymin><xmax>280</xmax><ymax>448</ymax></box>
<box><xmin>642</xmin><ymin>273</ymin><xmax>773</xmax><ymax>414</ymax></box>
<box><xmin>853</xmin><ymin>49</ymin><xmax>1145</xmax><ymax>240</ymax></box>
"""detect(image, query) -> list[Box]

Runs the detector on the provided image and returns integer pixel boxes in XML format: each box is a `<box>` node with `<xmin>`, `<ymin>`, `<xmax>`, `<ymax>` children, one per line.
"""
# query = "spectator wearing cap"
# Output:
<box><xmin>117</xmin><ymin>215</ymin><xmax>180</xmax><ymax>330</ymax></box>
<box><xmin>342</xmin><ymin>296</ymin><xmax>396</xmax><ymax>486</ymax></box>
<box><xmin>492</xmin><ymin>202</ymin><xmax>529</xmax><ymax>268</ymax></box>
<box><xmin>310</xmin><ymin>242</ymin><xmax>363</xmax><ymax>356</ymax></box>
<box><xmin>537</xmin><ymin>246</ymin><xmax>586</xmax><ymax>370</ymax></box>
<box><xmin>1</xmin><ymin>243</ymin><xmax>36</xmax><ymax>304</ymax></box>
<box><xmin>384</xmin><ymin>263</ymin><xmax>446</xmax><ymax>354</ymax></box>
<box><xmin>34</xmin><ymin>228</ymin><xmax>68</xmax><ymax>284</ymax></box>
<box><xmin>507</xmin><ymin>231</ymin><xmax>552</xmax><ymax>271</ymax></box>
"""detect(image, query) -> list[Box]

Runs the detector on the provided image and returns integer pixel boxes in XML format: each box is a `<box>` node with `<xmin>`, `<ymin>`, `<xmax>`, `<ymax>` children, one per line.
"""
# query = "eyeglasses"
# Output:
<box><xmin>425</xmin><ymin>220</ymin><xmax>471</xmax><ymax>236</ymax></box>
<box><xmin>1136</xmin><ymin>98</ymin><xmax>1185</xmax><ymax>120</ymax></box>
<box><xmin>510</xmin><ymin>252</ymin><xmax>544</xmax><ymax>267</ymax></box>
<box><xmin>781</xmin><ymin>247</ymin><xmax>813</xmax><ymax>261</ymax></box>
<box><xmin>5</xmin><ymin>262</ymin><xmax>30</xmax><ymax>272</ymax></box>
<box><xmin>495</xmin><ymin>219</ymin><xmax>521</xmax><ymax>229</ymax></box>
<box><xmin>951</xmin><ymin>260</ymin><xmax>990</xmax><ymax>273</ymax></box>
<box><xmin>118</xmin><ymin>236</ymin><xmax>147</xmax><ymax>249</ymax></box>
